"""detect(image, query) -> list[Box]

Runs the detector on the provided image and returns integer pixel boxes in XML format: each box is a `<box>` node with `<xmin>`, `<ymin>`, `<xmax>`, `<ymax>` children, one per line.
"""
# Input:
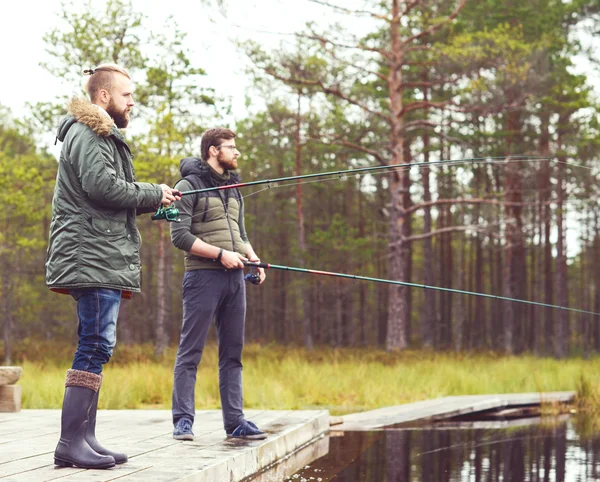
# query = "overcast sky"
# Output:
<box><xmin>0</xmin><ymin>0</ymin><xmax>357</xmax><ymax>122</ymax></box>
<box><xmin>1</xmin><ymin>1</ymin><xmax>597</xmax><ymax>132</ymax></box>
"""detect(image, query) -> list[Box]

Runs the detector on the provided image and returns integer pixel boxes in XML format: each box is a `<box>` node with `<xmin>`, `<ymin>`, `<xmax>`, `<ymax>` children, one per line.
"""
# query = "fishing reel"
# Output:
<box><xmin>244</xmin><ymin>267</ymin><xmax>261</xmax><ymax>285</ymax></box>
<box><xmin>151</xmin><ymin>205</ymin><xmax>180</xmax><ymax>223</ymax></box>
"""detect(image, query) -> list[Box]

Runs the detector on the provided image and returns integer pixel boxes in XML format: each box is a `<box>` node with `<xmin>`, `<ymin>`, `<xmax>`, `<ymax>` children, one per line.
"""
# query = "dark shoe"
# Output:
<box><xmin>173</xmin><ymin>418</ymin><xmax>194</xmax><ymax>441</ymax></box>
<box><xmin>86</xmin><ymin>386</ymin><xmax>128</xmax><ymax>464</ymax></box>
<box><xmin>54</xmin><ymin>383</ymin><xmax>115</xmax><ymax>469</ymax></box>
<box><xmin>226</xmin><ymin>420</ymin><xmax>267</xmax><ymax>440</ymax></box>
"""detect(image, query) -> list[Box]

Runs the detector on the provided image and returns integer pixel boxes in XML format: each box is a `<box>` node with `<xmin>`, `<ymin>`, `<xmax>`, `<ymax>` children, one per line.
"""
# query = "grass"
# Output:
<box><xmin>8</xmin><ymin>341</ymin><xmax>600</xmax><ymax>415</ymax></box>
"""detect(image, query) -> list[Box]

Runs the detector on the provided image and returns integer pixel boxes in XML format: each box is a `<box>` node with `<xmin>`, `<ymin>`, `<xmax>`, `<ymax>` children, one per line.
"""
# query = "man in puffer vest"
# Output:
<box><xmin>170</xmin><ymin>127</ymin><xmax>268</xmax><ymax>441</ymax></box>
<box><xmin>46</xmin><ymin>64</ymin><xmax>180</xmax><ymax>469</ymax></box>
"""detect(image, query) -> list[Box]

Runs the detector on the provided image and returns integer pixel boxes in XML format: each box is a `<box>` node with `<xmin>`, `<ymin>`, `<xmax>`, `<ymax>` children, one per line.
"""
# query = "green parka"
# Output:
<box><xmin>45</xmin><ymin>98</ymin><xmax>163</xmax><ymax>296</ymax></box>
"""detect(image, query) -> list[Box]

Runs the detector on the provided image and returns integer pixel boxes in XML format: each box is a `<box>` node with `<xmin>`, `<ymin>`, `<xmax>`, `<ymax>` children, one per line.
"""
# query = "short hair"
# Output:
<box><xmin>200</xmin><ymin>127</ymin><xmax>236</xmax><ymax>161</ymax></box>
<box><xmin>84</xmin><ymin>64</ymin><xmax>131</xmax><ymax>102</ymax></box>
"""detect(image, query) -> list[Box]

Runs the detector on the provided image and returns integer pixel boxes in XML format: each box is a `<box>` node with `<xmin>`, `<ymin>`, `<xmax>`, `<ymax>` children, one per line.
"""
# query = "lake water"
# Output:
<box><xmin>282</xmin><ymin>417</ymin><xmax>600</xmax><ymax>481</ymax></box>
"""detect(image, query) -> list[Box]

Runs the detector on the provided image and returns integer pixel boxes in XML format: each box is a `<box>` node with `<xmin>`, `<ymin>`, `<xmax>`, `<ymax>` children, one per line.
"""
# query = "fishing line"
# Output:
<box><xmin>171</xmin><ymin>156</ymin><xmax>579</xmax><ymax>223</ymax></box>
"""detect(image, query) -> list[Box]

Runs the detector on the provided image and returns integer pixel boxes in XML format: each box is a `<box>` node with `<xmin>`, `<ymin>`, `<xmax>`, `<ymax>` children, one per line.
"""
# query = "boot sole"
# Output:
<box><xmin>89</xmin><ymin>446</ymin><xmax>128</xmax><ymax>464</ymax></box>
<box><xmin>54</xmin><ymin>457</ymin><xmax>116</xmax><ymax>469</ymax></box>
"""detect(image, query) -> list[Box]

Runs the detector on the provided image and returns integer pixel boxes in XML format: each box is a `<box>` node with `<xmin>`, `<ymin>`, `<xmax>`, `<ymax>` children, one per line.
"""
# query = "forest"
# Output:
<box><xmin>2</xmin><ymin>0</ymin><xmax>600</xmax><ymax>363</ymax></box>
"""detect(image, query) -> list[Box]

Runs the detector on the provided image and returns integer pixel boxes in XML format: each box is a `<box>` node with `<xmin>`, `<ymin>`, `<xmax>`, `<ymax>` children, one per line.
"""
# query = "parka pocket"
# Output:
<box><xmin>90</xmin><ymin>217</ymin><xmax>127</xmax><ymax>237</ymax></box>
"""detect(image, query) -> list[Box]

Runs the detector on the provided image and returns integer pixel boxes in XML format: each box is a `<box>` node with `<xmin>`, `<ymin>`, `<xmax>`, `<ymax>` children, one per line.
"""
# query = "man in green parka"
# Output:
<box><xmin>45</xmin><ymin>64</ymin><xmax>180</xmax><ymax>469</ymax></box>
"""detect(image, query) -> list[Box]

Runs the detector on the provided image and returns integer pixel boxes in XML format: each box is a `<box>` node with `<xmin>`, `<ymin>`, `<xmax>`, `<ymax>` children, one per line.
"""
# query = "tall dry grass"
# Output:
<box><xmin>9</xmin><ymin>341</ymin><xmax>599</xmax><ymax>415</ymax></box>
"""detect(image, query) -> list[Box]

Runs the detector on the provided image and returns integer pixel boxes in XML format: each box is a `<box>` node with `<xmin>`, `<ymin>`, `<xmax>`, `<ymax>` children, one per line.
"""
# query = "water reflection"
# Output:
<box><xmin>289</xmin><ymin>418</ymin><xmax>600</xmax><ymax>481</ymax></box>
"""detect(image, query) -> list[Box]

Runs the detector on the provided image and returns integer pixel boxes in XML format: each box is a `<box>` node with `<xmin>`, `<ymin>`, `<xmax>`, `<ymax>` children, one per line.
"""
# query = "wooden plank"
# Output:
<box><xmin>334</xmin><ymin>391</ymin><xmax>575</xmax><ymax>431</ymax></box>
<box><xmin>428</xmin><ymin>391</ymin><xmax>575</xmax><ymax>421</ymax></box>
<box><xmin>0</xmin><ymin>385</ymin><xmax>21</xmax><ymax>412</ymax></box>
<box><xmin>0</xmin><ymin>409</ymin><xmax>329</xmax><ymax>482</ymax></box>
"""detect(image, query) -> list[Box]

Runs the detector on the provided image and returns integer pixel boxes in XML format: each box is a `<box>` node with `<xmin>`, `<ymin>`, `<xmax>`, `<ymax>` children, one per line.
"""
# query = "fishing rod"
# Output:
<box><xmin>151</xmin><ymin>155</ymin><xmax>552</xmax><ymax>222</ymax></box>
<box><xmin>242</xmin><ymin>261</ymin><xmax>600</xmax><ymax>317</ymax></box>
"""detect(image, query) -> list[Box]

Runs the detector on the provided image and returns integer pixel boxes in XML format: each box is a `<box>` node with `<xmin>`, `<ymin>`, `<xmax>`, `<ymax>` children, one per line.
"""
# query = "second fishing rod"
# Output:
<box><xmin>241</xmin><ymin>261</ymin><xmax>600</xmax><ymax>318</ymax></box>
<box><xmin>151</xmin><ymin>155</ymin><xmax>552</xmax><ymax>222</ymax></box>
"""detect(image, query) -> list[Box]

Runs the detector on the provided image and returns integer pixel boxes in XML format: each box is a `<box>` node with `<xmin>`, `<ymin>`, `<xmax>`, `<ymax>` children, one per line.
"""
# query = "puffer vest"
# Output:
<box><xmin>183</xmin><ymin>172</ymin><xmax>247</xmax><ymax>271</ymax></box>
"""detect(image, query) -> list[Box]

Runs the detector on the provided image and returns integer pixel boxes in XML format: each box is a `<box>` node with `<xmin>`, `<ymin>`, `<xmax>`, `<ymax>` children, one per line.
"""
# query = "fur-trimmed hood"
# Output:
<box><xmin>56</xmin><ymin>97</ymin><xmax>115</xmax><ymax>142</ymax></box>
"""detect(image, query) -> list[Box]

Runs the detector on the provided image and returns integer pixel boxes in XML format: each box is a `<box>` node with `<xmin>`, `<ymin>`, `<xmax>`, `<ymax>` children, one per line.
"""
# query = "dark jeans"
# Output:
<box><xmin>70</xmin><ymin>288</ymin><xmax>121</xmax><ymax>375</ymax></box>
<box><xmin>172</xmin><ymin>269</ymin><xmax>246</xmax><ymax>432</ymax></box>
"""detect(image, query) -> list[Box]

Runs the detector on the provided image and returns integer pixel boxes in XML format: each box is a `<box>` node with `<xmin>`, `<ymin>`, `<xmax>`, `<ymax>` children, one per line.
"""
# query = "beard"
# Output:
<box><xmin>106</xmin><ymin>99</ymin><xmax>131</xmax><ymax>128</ymax></box>
<box><xmin>217</xmin><ymin>151</ymin><xmax>238</xmax><ymax>171</ymax></box>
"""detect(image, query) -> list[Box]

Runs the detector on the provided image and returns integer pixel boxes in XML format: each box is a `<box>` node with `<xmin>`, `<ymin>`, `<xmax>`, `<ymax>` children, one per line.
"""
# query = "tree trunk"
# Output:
<box><xmin>472</xmin><ymin>165</ymin><xmax>484</xmax><ymax>349</ymax></box>
<box><xmin>493</xmin><ymin>238</ymin><xmax>504</xmax><ymax>351</ymax></box>
<box><xmin>2</xmin><ymin>255</ymin><xmax>13</xmax><ymax>365</ymax></box>
<box><xmin>279</xmin><ymin>271</ymin><xmax>288</xmax><ymax>343</ymax></box>
<box><xmin>386</xmin><ymin>0</ymin><xmax>409</xmax><ymax>351</ymax></box>
<box><xmin>120</xmin><ymin>297</ymin><xmax>133</xmax><ymax>345</ymax></box>
<box><xmin>141</xmin><ymin>228</ymin><xmax>154</xmax><ymax>343</ymax></box>
<box><xmin>555</xmin><ymin>143</ymin><xmax>569</xmax><ymax>358</ymax></box>
<box><xmin>502</xmin><ymin>108</ymin><xmax>525</xmax><ymax>354</ymax></box>
<box><xmin>377</xmin><ymin>247</ymin><xmax>388</xmax><ymax>347</ymax></box>
<box><xmin>594</xmin><ymin>211</ymin><xmax>600</xmax><ymax>353</ymax></box>
<box><xmin>531</xmin><ymin>204</ymin><xmax>541</xmax><ymax>354</ymax></box>
<box><xmin>503</xmin><ymin>160</ymin><xmax>516</xmax><ymax>355</ymax></box>
<box><xmin>155</xmin><ymin>223</ymin><xmax>168</xmax><ymax>357</ymax></box>
<box><xmin>582</xmin><ymin>218</ymin><xmax>590</xmax><ymax>358</ymax></box>
<box><xmin>473</xmin><ymin>233</ymin><xmax>484</xmax><ymax>349</ymax></box>
<box><xmin>454</xmin><ymin>206</ymin><xmax>467</xmax><ymax>351</ymax></box>
<box><xmin>294</xmin><ymin>93</ymin><xmax>313</xmax><ymax>349</ymax></box>
<box><xmin>438</xmin><ymin>177</ymin><xmax>450</xmax><ymax>346</ymax></box>
<box><xmin>436</xmin><ymin>165</ymin><xmax>454</xmax><ymax>349</ymax></box>
<box><xmin>421</xmin><ymin>115</ymin><xmax>435</xmax><ymax>348</ymax></box>
<box><xmin>538</xmin><ymin>112</ymin><xmax>554</xmax><ymax>355</ymax></box>
<box><xmin>535</xmin><ymin>176</ymin><xmax>544</xmax><ymax>355</ymax></box>
<box><xmin>358</xmin><ymin>189</ymin><xmax>368</xmax><ymax>346</ymax></box>
<box><xmin>403</xmin><ymin>143</ymin><xmax>413</xmax><ymax>346</ymax></box>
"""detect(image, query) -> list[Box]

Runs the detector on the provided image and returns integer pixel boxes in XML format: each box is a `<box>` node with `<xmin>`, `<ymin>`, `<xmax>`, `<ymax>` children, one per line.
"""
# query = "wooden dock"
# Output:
<box><xmin>0</xmin><ymin>408</ymin><xmax>329</xmax><ymax>481</ymax></box>
<box><xmin>333</xmin><ymin>391</ymin><xmax>575</xmax><ymax>431</ymax></box>
<box><xmin>0</xmin><ymin>391</ymin><xmax>577</xmax><ymax>481</ymax></box>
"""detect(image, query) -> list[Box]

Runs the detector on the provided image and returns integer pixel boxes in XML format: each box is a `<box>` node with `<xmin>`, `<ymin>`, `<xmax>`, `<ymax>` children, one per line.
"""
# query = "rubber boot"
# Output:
<box><xmin>86</xmin><ymin>381</ymin><xmax>128</xmax><ymax>464</ymax></box>
<box><xmin>54</xmin><ymin>369</ymin><xmax>115</xmax><ymax>469</ymax></box>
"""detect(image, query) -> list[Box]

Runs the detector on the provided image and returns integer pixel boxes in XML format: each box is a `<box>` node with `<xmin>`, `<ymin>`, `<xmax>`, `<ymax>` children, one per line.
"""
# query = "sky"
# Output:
<box><xmin>1</xmin><ymin>0</ymin><xmax>597</xmax><ymax>126</ymax></box>
<box><xmin>0</xmin><ymin>0</ymin><xmax>355</xmax><ymax>158</ymax></box>
<box><xmin>1</xmin><ymin>0</ymin><xmax>598</xmax><ymax>159</ymax></box>
<box><xmin>0</xmin><ymin>0</ymin><xmax>360</xmax><ymax>122</ymax></box>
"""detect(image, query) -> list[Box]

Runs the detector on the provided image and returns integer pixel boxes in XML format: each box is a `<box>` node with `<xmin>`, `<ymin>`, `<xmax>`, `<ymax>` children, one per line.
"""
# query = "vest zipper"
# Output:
<box><xmin>202</xmin><ymin>197</ymin><xmax>208</xmax><ymax>223</ymax></box>
<box><xmin>218</xmin><ymin>191</ymin><xmax>236</xmax><ymax>252</ymax></box>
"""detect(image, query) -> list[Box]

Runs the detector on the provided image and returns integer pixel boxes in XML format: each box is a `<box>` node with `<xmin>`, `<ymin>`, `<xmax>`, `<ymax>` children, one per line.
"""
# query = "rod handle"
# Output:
<box><xmin>243</xmin><ymin>261</ymin><xmax>270</xmax><ymax>269</ymax></box>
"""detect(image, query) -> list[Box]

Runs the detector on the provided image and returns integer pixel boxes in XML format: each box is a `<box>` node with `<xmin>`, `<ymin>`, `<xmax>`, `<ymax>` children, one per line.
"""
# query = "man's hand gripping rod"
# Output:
<box><xmin>151</xmin><ymin>190</ymin><xmax>183</xmax><ymax>222</ymax></box>
<box><xmin>244</xmin><ymin>261</ymin><xmax>269</xmax><ymax>285</ymax></box>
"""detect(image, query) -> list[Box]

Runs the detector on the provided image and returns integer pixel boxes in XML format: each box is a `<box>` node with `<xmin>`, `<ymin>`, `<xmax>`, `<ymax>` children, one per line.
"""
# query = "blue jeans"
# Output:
<box><xmin>70</xmin><ymin>288</ymin><xmax>121</xmax><ymax>375</ymax></box>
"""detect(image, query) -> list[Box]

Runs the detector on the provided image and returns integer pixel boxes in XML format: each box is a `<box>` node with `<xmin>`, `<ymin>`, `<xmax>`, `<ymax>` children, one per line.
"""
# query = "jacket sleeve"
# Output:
<box><xmin>170</xmin><ymin>179</ymin><xmax>198</xmax><ymax>252</ymax></box>
<box><xmin>238</xmin><ymin>195</ymin><xmax>250</xmax><ymax>243</ymax></box>
<box><xmin>137</xmin><ymin>205</ymin><xmax>160</xmax><ymax>215</ymax></box>
<box><xmin>70</xmin><ymin>126</ymin><xmax>163</xmax><ymax>209</ymax></box>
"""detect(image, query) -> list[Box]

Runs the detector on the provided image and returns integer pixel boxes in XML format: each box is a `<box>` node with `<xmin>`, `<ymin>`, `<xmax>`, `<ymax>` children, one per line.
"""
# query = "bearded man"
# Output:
<box><xmin>46</xmin><ymin>64</ymin><xmax>180</xmax><ymax>469</ymax></box>
<box><xmin>169</xmin><ymin>127</ymin><xmax>267</xmax><ymax>442</ymax></box>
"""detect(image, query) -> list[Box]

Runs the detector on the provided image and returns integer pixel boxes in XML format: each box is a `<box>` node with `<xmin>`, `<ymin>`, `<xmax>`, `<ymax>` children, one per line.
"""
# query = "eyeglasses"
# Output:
<box><xmin>216</xmin><ymin>145</ymin><xmax>238</xmax><ymax>151</ymax></box>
